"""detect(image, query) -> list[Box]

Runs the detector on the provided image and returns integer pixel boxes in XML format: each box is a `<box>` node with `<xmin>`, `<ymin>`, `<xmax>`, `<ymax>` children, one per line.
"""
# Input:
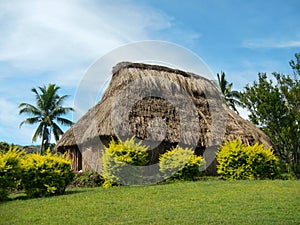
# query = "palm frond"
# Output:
<box><xmin>56</xmin><ymin>117</ymin><xmax>74</xmax><ymax>127</ymax></box>
<box><xmin>52</xmin><ymin>122</ymin><xmax>64</xmax><ymax>142</ymax></box>
<box><xmin>217</xmin><ymin>72</ymin><xmax>225</xmax><ymax>93</ymax></box>
<box><xmin>19</xmin><ymin>117</ymin><xmax>41</xmax><ymax>127</ymax></box>
<box><xmin>230</xmin><ymin>90</ymin><xmax>240</xmax><ymax>98</ymax></box>
<box><xmin>51</xmin><ymin>106</ymin><xmax>74</xmax><ymax>118</ymax></box>
<box><xmin>226</xmin><ymin>82</ymin><xmax>233</xmax><ymax>94</ymax></box>
<box><xmin>230</xmin><ymin>104</ymin><xmax>239</xmax><ymax>114</ymax></box>
<box><xmin>32</xmin><ymin>87</ymin><xmax>44</xmax><ymax>110</ymax></box>
<box><xmin>217</xmin><ymin>71</ymin><xmax>241</xmax><ymax>114</ymax></box>
<box><xmin>32</xmin><ymin>123</ymin><xmax>44</xmax><ymax>142</ymax></box>
<box><xmin>19</xmin><ymin>103</ymin><xmax>41</xmax><ymax>116</ymax></box>
<box><xmin>55</xmin><ymin>94</ymin><xmax>70</xmax><ymax>107</ymax></box>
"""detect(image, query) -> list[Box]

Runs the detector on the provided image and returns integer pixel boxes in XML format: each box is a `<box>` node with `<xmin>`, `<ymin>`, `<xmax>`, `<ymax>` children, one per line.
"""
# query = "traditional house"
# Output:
<box><xmin>55</xmin><ymin>62</ymin><xmax>272</xmax><ymax>174</ymax></box>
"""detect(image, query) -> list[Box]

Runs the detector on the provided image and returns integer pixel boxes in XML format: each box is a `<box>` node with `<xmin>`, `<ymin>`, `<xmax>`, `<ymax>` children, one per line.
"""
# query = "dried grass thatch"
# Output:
<box><xmin>56</xmin><ymin>62</ymin><xmax>272</xmax><ymax>172</ymax></box>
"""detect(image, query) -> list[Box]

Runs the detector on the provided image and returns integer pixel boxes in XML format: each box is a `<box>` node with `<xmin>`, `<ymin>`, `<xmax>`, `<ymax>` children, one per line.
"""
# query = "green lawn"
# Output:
<box><xmin>1</xmin><ymin>180</ymin><xmax>299</xmax><ymax>225</ymax></box>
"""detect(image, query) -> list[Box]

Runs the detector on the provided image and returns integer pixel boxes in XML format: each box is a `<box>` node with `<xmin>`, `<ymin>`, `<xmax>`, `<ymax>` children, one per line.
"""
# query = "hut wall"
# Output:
<box><xmin>80</xmin><ymin>136</ymin><xmax>106</xmax><ymax>173</ymax></box>
<box><xmin>63</xmin><ymin>147</ymin><xmax>82</xmax><ymax>171</ymax></box>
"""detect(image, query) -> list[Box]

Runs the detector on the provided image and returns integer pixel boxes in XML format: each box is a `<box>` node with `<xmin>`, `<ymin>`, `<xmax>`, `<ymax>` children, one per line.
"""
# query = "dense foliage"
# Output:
<box><xmin>0</xmin><ymin>147</ymin><xmax>74</xmax><ymax>199</ymax></box>
<box><xmin>19</xmin><ymin>84</ymin><xmax>74</xmax><ymax>154</ymax></box>
<box><xmin>70</xmin><ymin>171</ymin><xmax>104</xmax><ymax>187</ymax></box>
<box><xmin>239</xmin><ymin>53</ymin><xmax>300</xmax><ymax>176</ymax></box>
<box><xmin>101</xmin><ymin>137</ymin><xmax>149</xmax><ymax>188</ymax></box>
<box><xmin>217</xmin><ymin>139</ymin><xmax>280</xmax><ymax>180</ymax></box>
<box><xmin>159</xmin><ymin>146</ymin><xmax>205</xmax><ymax>181</ymax></box>
<box><xmin>0</xmin><ymin>142</ymin><xmax>11</xmax><ymax>153</ymax></box>
<box><xmin>21</xmin><ymin>150</ymin><xmax>74</xmax><ymax>197</ymax></box>
<box><xmin>0</xmin><ymin>146</ymin><xmax>24</xmax><ymax>200</ymax></box>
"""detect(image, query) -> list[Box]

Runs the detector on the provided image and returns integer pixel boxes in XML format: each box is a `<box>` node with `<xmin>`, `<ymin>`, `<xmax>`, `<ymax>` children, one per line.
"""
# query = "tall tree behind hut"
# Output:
<box><xmin>239</xmin><ymin>53</ymin><xmax>300</xmax><ymax>177</ymax></box>
<box><xmin>217</xmin><ymin>71</ymin><xmax>241</xmax><ymax>114</ymax></box>
<box><xmin>19</xmin><ymin>84</ymin><xmax>74</xmax><ymax>154</ymax></box>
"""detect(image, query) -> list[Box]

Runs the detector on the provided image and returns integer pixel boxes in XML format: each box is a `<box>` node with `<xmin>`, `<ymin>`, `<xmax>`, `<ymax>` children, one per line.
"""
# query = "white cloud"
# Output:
<box><xmin>0</xmin><ymin>97</ymin><xmax>19</xmax><ymax>126</ymax></box>
<box><xmin>0</xmin><ymin>0</ymin><xmax>202</xmax><ymax>145</ymax></box>
<box><xmin>0</xmin><ymin>97</ymin><xmax>34</xmax><ymax>144</ymax></box>
<box><xmin>0</xmin><ymin>0</ymin><xmax>178</xmax><ymax>100</ymax></box>
<box><xmin>242</xmin><ymin>39</ymin><xmax>300</xmax><ymax>49</ymax></box>
<box><xmin>0</xmin><ymin>0</ymin><xmax>172</xmax><ymax>73</ymax></box>
<box><xmin>0</xmin><ymin>0</ymin><xmax>206</xmax><ymax>147</ymax></box>
<box><xmin>0</xmin><ymin>0</ymin><xmax>171</xmax><ymax>67</ymax></box>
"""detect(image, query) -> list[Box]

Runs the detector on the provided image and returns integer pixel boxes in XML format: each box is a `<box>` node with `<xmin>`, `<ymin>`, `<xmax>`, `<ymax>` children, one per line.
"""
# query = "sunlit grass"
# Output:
<box><xmin>1</xmin><ymin>180</ymin><xmax>299</xmax><ymax>224</ymax></box>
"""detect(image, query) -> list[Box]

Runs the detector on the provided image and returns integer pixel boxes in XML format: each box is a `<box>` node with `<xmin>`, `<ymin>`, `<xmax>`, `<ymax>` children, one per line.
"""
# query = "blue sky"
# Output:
<box><xmin>0</xmin><ymin>0</ymin><xmax>299</xmax><ymax>145</ymax></box>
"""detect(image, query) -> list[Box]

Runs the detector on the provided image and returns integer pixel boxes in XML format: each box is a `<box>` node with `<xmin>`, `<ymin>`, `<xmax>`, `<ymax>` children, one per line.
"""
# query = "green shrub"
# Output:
<box><xmin>0</xmin><ymin>146</ymin><xmax>24</xmax><ymax>200</ymax></box>
<box><xmin>217</xmin><ymin>139</ymin><xmax>280</xmax><ymax>180</ymax></box>
<box><xmin>0</xmin><ymin>142</ymin><xmax>11</xmax><ymax>153</ymax></box>
<box><xmin>21</xmin><ymin>149</ymin><xmax>74</xmax><ymax>197</ymax></box>
<box><xmin>101</xmin><ymin>137</ymin><xmax>148</xmax><ymax>188</ymax></box>
<box><xmin>159</xmin><ymin>146</ymin><xmax>205</xmax><ymax>181</ymax></box>
<box><xmin>278</xmin><ymin>163</ymin><xmax>297</xmax><ymax>180</ymax></box>
<box><xmin>70</xmin><ymin>171</ymin><xmax>104</xmax><ymax>187</ymax></box>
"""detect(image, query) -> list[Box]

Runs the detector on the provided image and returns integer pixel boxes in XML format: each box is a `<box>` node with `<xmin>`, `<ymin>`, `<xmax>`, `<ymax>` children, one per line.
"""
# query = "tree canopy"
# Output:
<box><xmin>239</xmin><ymin>53</ymin><xmax>300</xmax><ymax>176</ymax></box>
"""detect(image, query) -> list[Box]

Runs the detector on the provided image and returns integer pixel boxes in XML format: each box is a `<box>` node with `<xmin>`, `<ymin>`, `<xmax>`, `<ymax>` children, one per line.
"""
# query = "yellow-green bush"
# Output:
<box><xmin>0</xmin><ymin>146</ymin><xmax>24</xmax><ymax>200</ymax></box>
<box><xmin>159</xmin><ymin>146</ymin><xmax>205</xmax><ymax>181</ymax></box>
<box><xmin>21</xmin><ymin>150</ymin><xmax>74</xmax><ymax>197</ymax></box>
<box><xmin>217</xmin><ymin>139</ymin><xmax>280</xmax><ymax>180</ymax></box>
<box><xmin>101</xmin><ymin>137</ymin><xmax>148</xmax><ymax>188</ymax></box>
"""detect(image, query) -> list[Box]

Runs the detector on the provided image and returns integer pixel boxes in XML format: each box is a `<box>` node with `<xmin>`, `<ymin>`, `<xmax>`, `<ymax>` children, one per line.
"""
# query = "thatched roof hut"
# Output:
<box><xmin>56</xmin><ymin>62</ymin><xmax>272</xmax><ymax>174</ymax></box>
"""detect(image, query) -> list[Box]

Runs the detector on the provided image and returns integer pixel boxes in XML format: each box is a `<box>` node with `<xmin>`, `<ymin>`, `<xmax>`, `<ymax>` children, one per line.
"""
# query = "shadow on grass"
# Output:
<box><xmin>1</xmin><ymin>188</ymin><xmax>93</xmax><ymax>203</ymax></box>
<box><xmin>64</xmin><ymin>188</ymin><xmax>97</xmax><ymax>195</ymax></box>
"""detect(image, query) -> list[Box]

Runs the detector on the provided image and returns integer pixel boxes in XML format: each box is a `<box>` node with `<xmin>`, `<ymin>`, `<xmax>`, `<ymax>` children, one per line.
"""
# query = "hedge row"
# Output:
<box><xmin>101</xmin><ymin>137</ymin><xmax>205</xmax><ymax>188</ymax></box>
<box><xmin>102</xmin><ymin>138</ymin><xmax>281</xmax><ymax>187</ymax></box>
<box><xmin>0</xmin><ymin>147</ymin><xmax>74</xmax><ymax>200</ymax></box>
<box><xmin>1</xmin><ymin>138</ymin><xmax>281</xmax><ymax>196</ymax></box>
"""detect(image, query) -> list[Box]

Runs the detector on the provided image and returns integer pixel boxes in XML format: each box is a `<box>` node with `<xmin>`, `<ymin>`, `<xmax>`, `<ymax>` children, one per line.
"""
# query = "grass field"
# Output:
<box><xmin>1</xmin><ymin>180</ymin><xmax>299</xmax><ymax>225</ymax></box>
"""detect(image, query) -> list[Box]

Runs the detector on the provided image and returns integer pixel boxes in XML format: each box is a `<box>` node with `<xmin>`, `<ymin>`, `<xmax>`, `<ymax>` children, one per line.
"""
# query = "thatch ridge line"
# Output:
<box><xmin>112</xmin><ymin>62</ymin><xmax>213</xmax><ymax>83</ymax></box>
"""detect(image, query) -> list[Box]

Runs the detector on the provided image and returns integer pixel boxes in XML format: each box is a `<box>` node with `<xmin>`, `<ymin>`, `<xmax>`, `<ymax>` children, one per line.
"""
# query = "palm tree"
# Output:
<box><xmin>217</xmin><ymin>71</ymin><xmax>241</xmax><ymax>114</ymax></box>
<box><xmin>19</xmin><ymin>84</ymin><xmax>74</xmax><ymax>154</ymax></box>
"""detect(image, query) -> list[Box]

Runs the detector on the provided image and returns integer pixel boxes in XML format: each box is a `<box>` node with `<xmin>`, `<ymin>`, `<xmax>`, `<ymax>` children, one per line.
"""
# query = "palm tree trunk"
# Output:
<box><xmin>39</xmin><ymin>140</ymin><xmax>44</xmax><ymax>155</ymax></box>
<box><xmin>40</xmin><ymin>125</ymin><xmax>47</xmax><ymax>155</ymax></box>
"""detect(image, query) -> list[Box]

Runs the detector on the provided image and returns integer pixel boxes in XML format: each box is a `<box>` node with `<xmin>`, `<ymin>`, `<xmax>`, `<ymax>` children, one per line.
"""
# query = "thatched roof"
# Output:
<box><xmin>56</xmin><ymin>62</ymin><xmax>272</xmax><ymax>152</ymax></box>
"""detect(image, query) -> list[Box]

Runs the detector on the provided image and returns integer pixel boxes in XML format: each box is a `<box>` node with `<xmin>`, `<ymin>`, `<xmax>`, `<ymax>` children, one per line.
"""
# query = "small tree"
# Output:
<box><xmin>289</xmin><ymin>53</ymin><xmax>300</xmax><ymax>76</ymax></box>
<box><xmin>19</xmin><ymin>84</ymin><xmax>74</xmax><ymax>154</ymax></box>
<box><xmin>239</xmin><ymin>53</ymin><xmax>300</xmax><ymax>176</ymax></box>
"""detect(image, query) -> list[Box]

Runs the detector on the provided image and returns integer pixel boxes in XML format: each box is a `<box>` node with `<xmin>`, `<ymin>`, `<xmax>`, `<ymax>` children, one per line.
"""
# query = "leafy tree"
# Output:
<box><xmin>239</xmin><ymin>53</ymin><xmax>300</xmax><ymax>176</ymax></box>
<box><xmin>0</xmin><ymin>142</ymin><xmax>10</xmax><ymax>153</ymax></box>
<box><xmin>289</xmin><ymin>53</ymin><xmax>300</xmax><ymax>76</ymax></box>
<box><xmin>217</xmin><ymin>71</ymin><xmax>241</xmax><ymax>114</ymax></box>
<box><xmin>19</xmin><ymin>84</ymin><xmax>74</xmax><ymax>154</ymax></box>
<box><xmin>0</xmin><ymin>142</ymin><xmax>18</xmax><ymax>153</ymax></box>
